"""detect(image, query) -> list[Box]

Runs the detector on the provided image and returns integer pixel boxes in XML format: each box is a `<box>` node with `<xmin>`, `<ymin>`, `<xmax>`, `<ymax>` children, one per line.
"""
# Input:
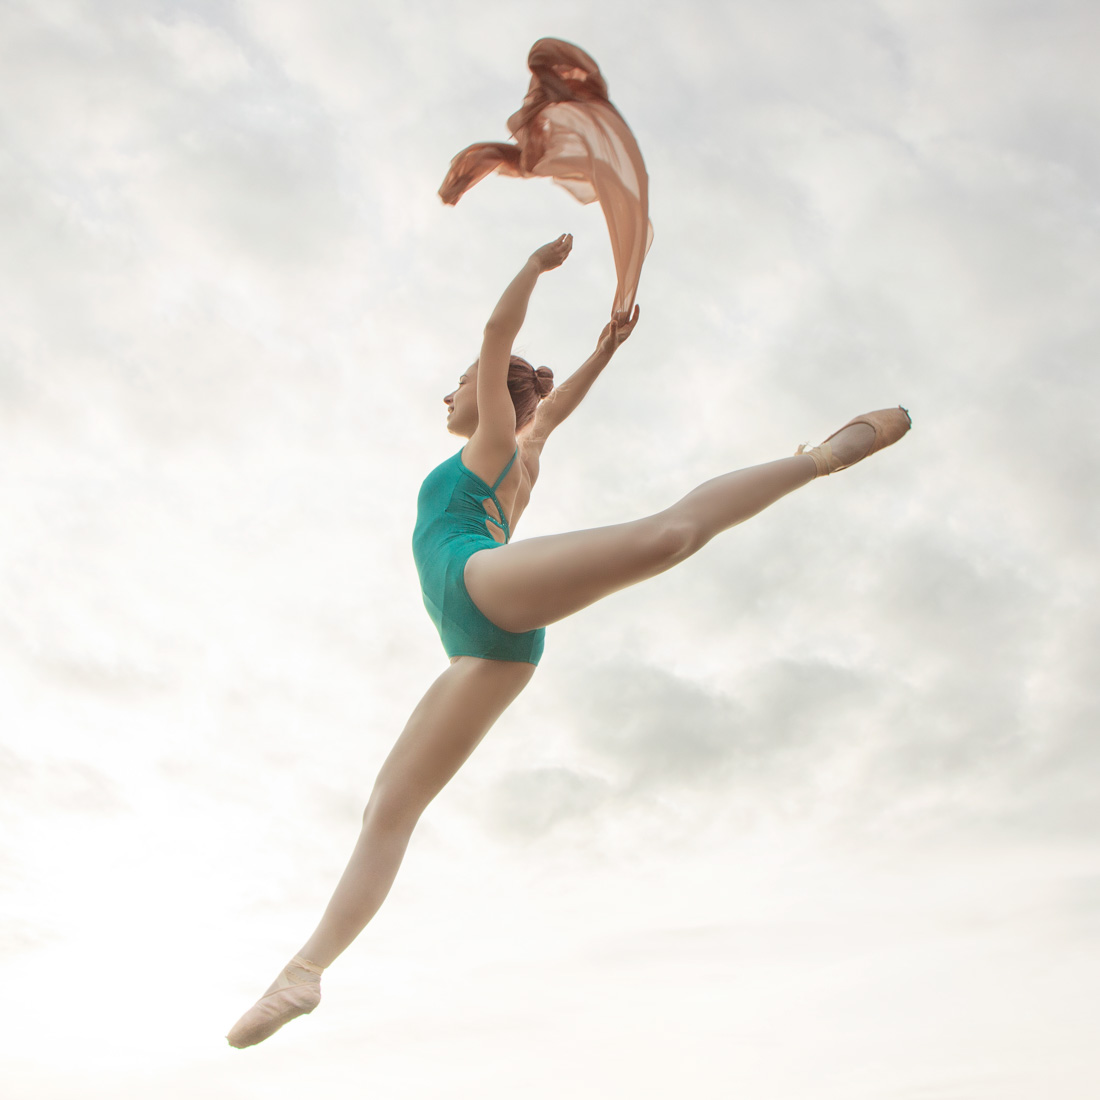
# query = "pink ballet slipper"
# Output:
<box><xmin>797</xmin><ymin>406</ymin><xmax>912</xmax><ymax>476</ymax></box>
<box><xmin>226</xmin><ymin>955</ymin><xmax>323</xmax><ymax>1049</ymax></box>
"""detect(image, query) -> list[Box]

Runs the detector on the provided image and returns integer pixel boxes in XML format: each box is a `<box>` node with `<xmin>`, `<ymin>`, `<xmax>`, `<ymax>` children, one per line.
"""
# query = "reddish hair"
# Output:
<box><xmin>507</xmin><ymin>355</ymin><xmax>554</xmax><ymax>430</ymax></box>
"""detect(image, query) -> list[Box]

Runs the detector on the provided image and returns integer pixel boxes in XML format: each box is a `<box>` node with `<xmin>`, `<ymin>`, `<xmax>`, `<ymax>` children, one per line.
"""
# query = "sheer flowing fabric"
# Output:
<box><xmin>439</xmin><ymin>38</ymin><xmax>653</xmax><ymax>320</ymax></box>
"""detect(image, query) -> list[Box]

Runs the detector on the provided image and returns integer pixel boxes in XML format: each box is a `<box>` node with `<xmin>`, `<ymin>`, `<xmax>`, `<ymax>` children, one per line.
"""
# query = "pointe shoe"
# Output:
<box><xmin>797</xmin><ymin>406</ymin><xmax>912</xmax><ymax>476</ymax></box>
<box><xmin>226</xmin><ymin>955</ymin><xmax>324</xmax><ymax>1049</ymax></box>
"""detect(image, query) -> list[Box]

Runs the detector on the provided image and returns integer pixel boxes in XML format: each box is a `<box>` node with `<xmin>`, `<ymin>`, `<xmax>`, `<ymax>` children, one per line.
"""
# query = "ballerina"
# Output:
<box><xmin>226</xmin><ymin>232</ymin><xmax>910</xmax><ymax>1047</ymax></box>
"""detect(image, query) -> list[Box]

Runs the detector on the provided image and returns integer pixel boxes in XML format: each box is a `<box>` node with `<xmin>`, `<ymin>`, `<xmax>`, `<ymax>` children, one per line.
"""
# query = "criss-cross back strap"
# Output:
<box><xmin>491</xmin><ymin>448</ymin><xmax>518</xmax><ymax>491</ymax></box>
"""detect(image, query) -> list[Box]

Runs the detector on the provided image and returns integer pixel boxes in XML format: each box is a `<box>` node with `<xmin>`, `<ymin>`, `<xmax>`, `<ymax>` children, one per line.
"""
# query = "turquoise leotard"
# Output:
<box><xmin>412</xmin><ymin>448</ymin><xmax>545</xmax><ymax>665</ymax></box>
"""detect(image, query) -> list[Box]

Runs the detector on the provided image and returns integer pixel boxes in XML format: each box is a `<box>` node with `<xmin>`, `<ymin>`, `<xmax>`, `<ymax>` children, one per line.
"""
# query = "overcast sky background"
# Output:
<box><xmin>2</xmin><ymin>1</ymin><xmax>1098</xmax><ymax>1097</ymax></box>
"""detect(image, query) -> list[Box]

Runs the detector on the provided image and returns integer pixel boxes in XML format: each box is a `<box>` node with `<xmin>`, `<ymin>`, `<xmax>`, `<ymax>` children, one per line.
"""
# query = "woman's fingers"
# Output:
<box><xmin>534</xmin><ymin>233</ymin><xmax>573</xmax><ymax>270</ymax></box>
<box><xmin>609</xmin><ymin>304</ymin><xmax>640</xmax><ymax>342</ymax></box>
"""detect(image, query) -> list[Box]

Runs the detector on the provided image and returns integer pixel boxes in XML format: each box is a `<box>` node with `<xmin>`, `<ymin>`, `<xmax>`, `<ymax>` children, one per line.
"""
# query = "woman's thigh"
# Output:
<box><xmin>372</xmin><ymin>657</ymin><xmax>535</xmax><ymax>825</ymax></box>
<box><xmin>463</xmin><ymin>511</ymin><xmax>688</xmax><ymax>635</ymax></box>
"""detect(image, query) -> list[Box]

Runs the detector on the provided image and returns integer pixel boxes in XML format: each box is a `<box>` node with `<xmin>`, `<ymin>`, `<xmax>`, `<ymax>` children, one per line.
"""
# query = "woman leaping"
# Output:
<box><xmin>227</xmin><ymin>233</ymin><xmax>910</xmax><ymax>1047</ymax></box>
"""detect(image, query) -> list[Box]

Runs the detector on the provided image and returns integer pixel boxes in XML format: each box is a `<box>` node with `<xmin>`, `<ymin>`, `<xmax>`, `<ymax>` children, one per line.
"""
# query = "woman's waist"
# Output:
<box><xmin>413</xmin><ymin>519</ymin><xmax>505</xmax><ymax>567</ymax></box>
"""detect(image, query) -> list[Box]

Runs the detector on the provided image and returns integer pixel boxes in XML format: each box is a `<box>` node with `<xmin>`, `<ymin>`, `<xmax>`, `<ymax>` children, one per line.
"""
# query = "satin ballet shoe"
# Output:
<box><xmin>226</xmin><ymin>955</ymin><xmax>324</xmax><ymax>1049</ymax></box>
<box><xmin>796</xmin><ymin>406</ymin><xmax>912</xmax><ymax>476</ymax></box>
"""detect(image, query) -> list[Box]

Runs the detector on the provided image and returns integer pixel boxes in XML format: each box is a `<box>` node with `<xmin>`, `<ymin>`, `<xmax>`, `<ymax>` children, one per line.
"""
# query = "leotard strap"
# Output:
<box><xmin>490</xmin><ymin>448</ymin><xmax>518</xmax><ymax>491</ymax></box>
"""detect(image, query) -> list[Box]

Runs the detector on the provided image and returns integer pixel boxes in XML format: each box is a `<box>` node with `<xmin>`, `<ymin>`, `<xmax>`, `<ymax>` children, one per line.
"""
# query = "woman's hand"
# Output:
<box><xmin>596</xmin><ymin>304</ymin><xmax>641</xmax><ymax>356</ymax></box>
<box><xmin>530</xmin><ymin>233</ymin><xmax>573</xmax><ymax>273</ymax></box>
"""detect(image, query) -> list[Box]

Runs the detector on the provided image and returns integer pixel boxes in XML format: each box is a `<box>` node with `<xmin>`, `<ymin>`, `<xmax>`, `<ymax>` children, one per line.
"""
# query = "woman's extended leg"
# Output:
<box><xmin>227</xmin><ymin>656</ymin><xmax>534</xmax><ymax>1047</ymax></box>
<box><xmin>465</xmin><ymin>423</ymin><xmax>879</xmax><ymax>634</ymax></box>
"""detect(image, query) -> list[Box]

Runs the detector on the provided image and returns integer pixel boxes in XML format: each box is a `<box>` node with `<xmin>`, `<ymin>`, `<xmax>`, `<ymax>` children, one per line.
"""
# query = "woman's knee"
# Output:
<box><xmin>362</xmin><ymin>777</ymin><xmax>423</xmax><ymax>836</ymax></box>
<box><xmin>648</xmin><ymin>512</ymin><xmax>703</xmax><ymax>568</ymax></box>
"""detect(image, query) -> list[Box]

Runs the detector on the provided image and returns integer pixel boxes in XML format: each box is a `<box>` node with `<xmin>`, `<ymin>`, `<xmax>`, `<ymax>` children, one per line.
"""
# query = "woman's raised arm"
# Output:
<box><xmin>474</xmin><ymin>235</ymin><xmax>573</xmax><ymax>450</ymax></box>
<box><xmin>527</xmin><ymin>305</ymin><xmax>640</xmax><ymax>447</ymax></box>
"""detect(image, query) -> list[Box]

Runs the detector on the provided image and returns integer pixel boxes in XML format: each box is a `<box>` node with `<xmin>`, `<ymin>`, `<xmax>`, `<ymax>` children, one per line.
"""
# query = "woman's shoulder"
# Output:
<box><xmin>459</xmin><ymin>434</ymin><xmax>517</xmax><ymax>487</ymax></box>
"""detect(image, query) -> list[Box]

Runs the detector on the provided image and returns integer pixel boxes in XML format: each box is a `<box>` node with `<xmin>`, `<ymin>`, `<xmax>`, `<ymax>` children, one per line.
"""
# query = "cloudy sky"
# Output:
<box><xmin>2</xmin><ymin>0</ymin><xmax>1098</xmax><ymax>1096</ymax></box>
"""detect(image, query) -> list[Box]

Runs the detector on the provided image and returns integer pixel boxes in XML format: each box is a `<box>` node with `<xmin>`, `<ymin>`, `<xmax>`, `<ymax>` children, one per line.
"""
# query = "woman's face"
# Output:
<box><xmin>444</xmin><ymin>363</ymin><xmax>479</xmax><ymax>437</ymax></box>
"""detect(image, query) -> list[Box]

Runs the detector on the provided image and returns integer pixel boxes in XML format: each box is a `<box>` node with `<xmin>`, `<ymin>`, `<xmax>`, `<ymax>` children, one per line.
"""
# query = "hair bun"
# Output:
<box><xmin>534</xmin><ymin>366</ymin><xmax>554</xmax><ymax>398</ymax></box>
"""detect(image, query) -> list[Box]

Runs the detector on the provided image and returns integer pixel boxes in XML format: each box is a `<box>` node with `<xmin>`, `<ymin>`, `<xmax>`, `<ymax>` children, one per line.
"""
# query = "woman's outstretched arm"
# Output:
<box><xmin>474</xmin><ymin>235</ymin><xmax>573</xmax><ymax>450</ymax></box>
<box><xmin>526</xmin><ymin>305</ymin><xmax>640</xmax><ymax>447</ymax></box>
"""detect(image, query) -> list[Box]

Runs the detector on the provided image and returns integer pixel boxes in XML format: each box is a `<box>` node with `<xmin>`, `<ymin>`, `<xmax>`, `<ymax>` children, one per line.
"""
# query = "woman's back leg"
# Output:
<box><xmin>227</xmin><ymin>656</ymin><xmax>534</xmax><ymax>1047</ymax></box>
<box><xmin>297</xmin><ymin>656</ymin><xmax>535</xmax><ymax>968</ymax></box>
